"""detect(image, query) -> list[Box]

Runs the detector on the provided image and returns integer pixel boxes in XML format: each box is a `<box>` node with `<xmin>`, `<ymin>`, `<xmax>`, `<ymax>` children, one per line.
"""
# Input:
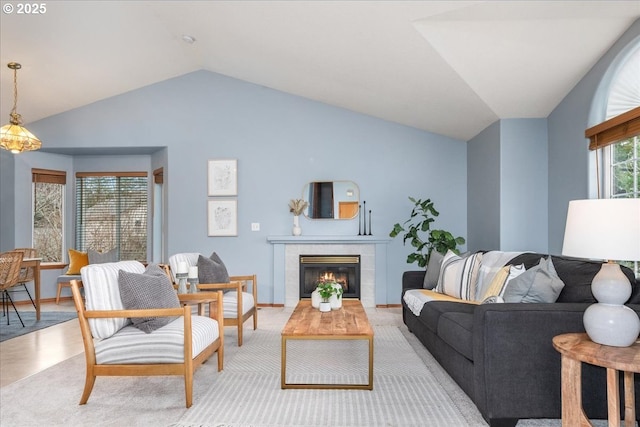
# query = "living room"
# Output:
<box><xmin>0</xmin><ymin>2</ymin><xmax>639</xmax><ymax>426</ymax></box>
<box><xmin>1</xmin><ymin>2</ymin><xmax>637</xmax><ymax>307</ymax></box>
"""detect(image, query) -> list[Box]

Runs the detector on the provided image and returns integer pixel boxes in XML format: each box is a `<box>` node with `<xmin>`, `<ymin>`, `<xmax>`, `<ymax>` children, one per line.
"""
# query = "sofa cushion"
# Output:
<box><xmin>437</xmin><ymin>311</ymin><xmax>475</xmax><ymax>361</ymax></box>
<box><xmin>423</xmin><ymin>251</ymin><xmax>445</xmax><ymax>289</ymax></box>
<box><xmin>118</xmin><ymin>264</ymin><xmax>181</xmax><ymax>333</ymax></box>
<box><xmin>436</xmin><ymin>250</ymin><xmax>483</xmax><ymax>300</ymax></box>
<box><xmin>505</xmin><ymin>253</ymin><xmax>639</xmax><ymax>303</ymax></box>
<box><xmin>81</xmin><ymin>260</ymin><xmax>146</xmax><ymax>339</ymax></box>
<box><xmin>223</xmin><ymin>290</ymin><xmax>255</xmax><ymax>317</ymax></box>
<box><xmin>88</xmin><ymin>248</ymin><xmax>118</xmax><ymax>264</ymax></box>
<box><xmin>503</xmin><ymin>257</ymin><xmax>565</xmax><ymax>303</ymax></box>
<box><xmin>95</xmin><ymin>315</ymin><xmax>219</xmax><ymax>364</ymax></box>
<box><xmin>419</xmin><ymin>299</ymin><xmax>477</xmax><ymax>335</ymax></box>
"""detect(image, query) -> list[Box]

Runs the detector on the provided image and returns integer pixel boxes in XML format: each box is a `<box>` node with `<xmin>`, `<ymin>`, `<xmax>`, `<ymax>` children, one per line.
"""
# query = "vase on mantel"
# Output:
<box><xmin>292</xmin><ymin>215</ymin><xmax>302</xmax><ymax>236</ymax></box>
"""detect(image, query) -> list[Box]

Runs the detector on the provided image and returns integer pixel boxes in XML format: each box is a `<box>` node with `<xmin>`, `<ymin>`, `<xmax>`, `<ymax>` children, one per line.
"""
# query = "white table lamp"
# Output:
<box><xmin>562</xmin><ymin>199</ymin><xmax>640</xmax><ymax>347</ymax></box>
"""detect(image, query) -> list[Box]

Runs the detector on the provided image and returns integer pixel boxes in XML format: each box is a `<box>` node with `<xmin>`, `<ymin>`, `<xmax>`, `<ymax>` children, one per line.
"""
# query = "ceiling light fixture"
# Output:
<box><xmin>0</xmin><ymin>62</ymin><xmax>41</xmax><ymax>154</ymax></box>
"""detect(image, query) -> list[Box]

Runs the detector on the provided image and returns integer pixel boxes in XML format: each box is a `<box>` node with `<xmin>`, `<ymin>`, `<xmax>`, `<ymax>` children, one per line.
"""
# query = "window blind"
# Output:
<box><xmin>586</xmin><ymin>106</ymin><xmax>640</xmax><ymax>150</ymax></box>
<box><xmin>75</xmin><ymin>172</ymin><xmax>148</xmax><ymax>261</ymax></box>
<box><xmin>32</xmin><ymin>168</ymin><xmax>66</xmax><ymax>184</ymax></box>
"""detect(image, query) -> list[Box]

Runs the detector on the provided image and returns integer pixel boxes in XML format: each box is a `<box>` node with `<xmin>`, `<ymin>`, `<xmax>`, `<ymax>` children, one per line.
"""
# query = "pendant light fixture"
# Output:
<box><xmin>1</xmin><ymin>62</ymin><xmax>42</xmax><ymax>154</ymax></box>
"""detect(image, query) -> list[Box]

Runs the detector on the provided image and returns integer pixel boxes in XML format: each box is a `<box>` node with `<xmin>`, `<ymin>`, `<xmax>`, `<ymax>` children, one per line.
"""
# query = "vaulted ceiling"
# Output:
<box><xmin>1</xmin><ymin>1</ymin><xmax>638</xmax><ymax>141</ymax></box>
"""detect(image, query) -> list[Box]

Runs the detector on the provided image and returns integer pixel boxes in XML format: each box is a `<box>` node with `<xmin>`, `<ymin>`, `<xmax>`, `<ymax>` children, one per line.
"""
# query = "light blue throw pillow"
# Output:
<box><xmin>503</xmin><ymin>257</ymin><xmax>565</xmax><ymax>303</ymax></box>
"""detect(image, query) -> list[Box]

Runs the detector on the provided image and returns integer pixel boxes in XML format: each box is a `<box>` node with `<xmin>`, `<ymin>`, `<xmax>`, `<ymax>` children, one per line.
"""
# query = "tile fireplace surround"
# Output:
<box><xmin>267</xmin><ymin>235</ymin><xmax>390</xmax><ymax>307</ymax></box>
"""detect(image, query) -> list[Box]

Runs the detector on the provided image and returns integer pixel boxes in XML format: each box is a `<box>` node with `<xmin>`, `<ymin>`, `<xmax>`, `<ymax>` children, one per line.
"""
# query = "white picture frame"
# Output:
<box><xmin>208</xmin><ymin>159</ymin><xmax>237</xmax><ymax>196</ymax></box>
<box><xmin>208</xmin><ymin>199</ymin><xmax>238</xmax><ymax>236</ymax></box>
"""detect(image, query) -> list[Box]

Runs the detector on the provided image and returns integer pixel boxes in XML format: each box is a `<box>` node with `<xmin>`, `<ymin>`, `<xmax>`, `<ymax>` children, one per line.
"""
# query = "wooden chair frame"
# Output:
<box><xmin>200</xmin><ymin>274</ymin><xmax>258</xmax><ymax>347</ymax></box>
<box><xmin>161</xmin><ymin>264</ymin><xmax>257</xmax><ymax>346</ymax></box>
<box><xmin>70</xmin><ymin>280</ymin><xmax>224</xmax><ymax>408</ymax></box>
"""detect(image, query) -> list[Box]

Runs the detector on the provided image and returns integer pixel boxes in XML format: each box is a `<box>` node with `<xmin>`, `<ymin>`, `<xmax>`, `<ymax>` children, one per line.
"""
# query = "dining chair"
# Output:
<box><xmin>0</xmin><ymin>251</ymin><xmax>26</xmax><ymax>326</ymax></box>
<box><xmin>11</xmin><ymin>248</ymin><xmax>37</xmax><ymax>310</ymax></box>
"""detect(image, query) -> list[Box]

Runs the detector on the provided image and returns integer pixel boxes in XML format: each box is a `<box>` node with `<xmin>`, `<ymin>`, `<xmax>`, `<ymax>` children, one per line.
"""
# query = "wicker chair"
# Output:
<box><xmin>0</xmin><ymin>251</ymin><xmax>25</xmax><ymax>326</ymax></box>
<box><xmin>11</xmin><ymin>248</ymin><xmax>37</xmax><ymax>310</ymax></box>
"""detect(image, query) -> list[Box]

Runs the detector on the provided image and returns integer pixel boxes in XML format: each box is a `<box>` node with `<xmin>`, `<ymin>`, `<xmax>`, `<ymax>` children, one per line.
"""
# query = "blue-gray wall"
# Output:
<box><xmin>466</xmin><ymin>119</ymin><xmax>548</xmax><ymax>253</ymax></box>
<box><xmin>467</xmin><ymin>122</ymin><xmax>501</xmax><ymax>251</ymax></box>
<box><xmin>1</xmin><ymin>71</ymin><xmax>467</xmax><ymax>304</ymax></box>
<box><xmin>547</xmin><ymin>20</ymin><xmax>640</xmax><ymax>254</ymax></box>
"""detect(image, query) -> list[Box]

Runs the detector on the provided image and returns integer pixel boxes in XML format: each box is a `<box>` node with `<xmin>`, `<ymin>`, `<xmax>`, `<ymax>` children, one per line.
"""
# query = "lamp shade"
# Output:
<box><xmin>562</xmin><ymin>199</ymin><xmax>640</xmax><ymax>262</ymax></box>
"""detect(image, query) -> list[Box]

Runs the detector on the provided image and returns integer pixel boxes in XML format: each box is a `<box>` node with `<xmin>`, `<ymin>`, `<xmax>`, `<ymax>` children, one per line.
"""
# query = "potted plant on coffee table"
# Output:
<box><xmin>316</xmin><ymin>281</ymin><xmax>337</xmax><ymax>312</ymax></box>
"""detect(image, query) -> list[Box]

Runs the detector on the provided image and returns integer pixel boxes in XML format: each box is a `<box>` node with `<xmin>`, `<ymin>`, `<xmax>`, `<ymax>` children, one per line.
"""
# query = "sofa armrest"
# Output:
<box><xmin>402</xmin><ymin>271</ymin><xmax>425</xmax><ymax>290</ymax></box>
<box><xmin>472</xmin><ymin>303</ymin><xmax>640</xmax><ymax>421</ymax></box>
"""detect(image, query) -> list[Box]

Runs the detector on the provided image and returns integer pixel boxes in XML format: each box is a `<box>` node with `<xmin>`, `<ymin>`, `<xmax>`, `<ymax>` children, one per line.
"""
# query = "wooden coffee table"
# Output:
<box><xmin>281</xmin><ymin>299</ymin><xmax>374</xmax><ymax>390</ymax></box>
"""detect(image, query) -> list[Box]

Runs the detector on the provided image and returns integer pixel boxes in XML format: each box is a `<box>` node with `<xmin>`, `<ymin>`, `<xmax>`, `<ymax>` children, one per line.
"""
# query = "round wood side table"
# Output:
<box><xmin>552</xmin><ymin>332</ymin><xmax>640</xmax><ymax>427</ymax></box>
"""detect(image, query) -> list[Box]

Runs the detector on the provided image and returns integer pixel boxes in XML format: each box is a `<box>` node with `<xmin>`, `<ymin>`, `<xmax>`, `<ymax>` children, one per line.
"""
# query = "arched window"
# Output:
<box><xmin>603</xmin><ymin>44</ymin><xmax>639</xmax><ymax>199</ymax></box>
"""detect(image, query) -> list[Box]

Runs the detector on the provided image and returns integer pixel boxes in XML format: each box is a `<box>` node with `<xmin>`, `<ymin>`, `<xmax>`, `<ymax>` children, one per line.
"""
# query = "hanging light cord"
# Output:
<box><xmin>9</xmin><ymin>63</ymin><xmax>23</xmax><ymax>125</ymax></box>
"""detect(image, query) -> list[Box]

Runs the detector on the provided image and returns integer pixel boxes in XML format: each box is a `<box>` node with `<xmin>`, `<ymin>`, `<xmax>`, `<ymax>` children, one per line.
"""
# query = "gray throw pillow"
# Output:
<box><xmin>503</xmin><ymin>257</ymin><xmax>565</xmax><ymax>303</ymax></box>
<box><xmin>423</xmin><ymin>251</ymin><xmax>445</xmax><ymax>289</ymax></box>
<box><xmin>88</xmin><ymin>248</ymin><xmax>118</xmax><ymax>264</ymax></box>
<box><xmin>118</xmin><ymin>263</ymin><xmax>180</xmax><ymax>333</ymax></box>
<box><xmin>197</xmin><ymin>252</ymin><xmax>230</xmax><ymax>284</ymax></box>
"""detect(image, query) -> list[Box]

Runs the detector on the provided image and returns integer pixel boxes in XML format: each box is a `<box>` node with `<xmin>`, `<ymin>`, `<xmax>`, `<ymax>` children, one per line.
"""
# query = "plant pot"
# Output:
<box><xmin>319</xmin><ymin>301</ymin><xmax>331</xmax><ymax>312</ymax></box>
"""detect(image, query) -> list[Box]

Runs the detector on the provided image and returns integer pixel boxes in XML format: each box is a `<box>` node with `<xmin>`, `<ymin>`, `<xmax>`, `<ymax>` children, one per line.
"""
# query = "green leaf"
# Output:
<box><xmin>389</xmin><ymin>196</ymin><xmax>465</xmax><ymax>267</ymax></box>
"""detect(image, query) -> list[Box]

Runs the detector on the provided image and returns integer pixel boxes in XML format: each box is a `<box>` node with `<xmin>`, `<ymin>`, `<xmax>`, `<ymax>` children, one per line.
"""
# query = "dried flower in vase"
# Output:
<box><xmin>289</xmin><ymin>198</ymin><xmax>308</xmax><ymax>216</ymax></box>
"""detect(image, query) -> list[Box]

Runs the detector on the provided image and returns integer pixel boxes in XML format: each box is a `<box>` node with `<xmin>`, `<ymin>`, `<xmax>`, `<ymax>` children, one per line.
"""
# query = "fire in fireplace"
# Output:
<box><xmin>299</xmin><ymin>255</ymin><xmax>360</xmax><ymax>299</ymax></box>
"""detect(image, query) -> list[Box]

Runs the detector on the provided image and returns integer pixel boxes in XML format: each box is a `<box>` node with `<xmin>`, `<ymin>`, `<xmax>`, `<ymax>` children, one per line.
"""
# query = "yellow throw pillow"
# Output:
<box><xmin>481</xmin><ymin>266</ymin><xmax>510</xmax><ymax>301</ymax></box>
<box><xmin>66</xmin><ymin>249</ymin><xmax>89</xmax><ymax>274</ymax></box>
<box><xmin>481</xmin><ymin>264</ymin><xmax>526</xmax><ymax>301</ymax></box>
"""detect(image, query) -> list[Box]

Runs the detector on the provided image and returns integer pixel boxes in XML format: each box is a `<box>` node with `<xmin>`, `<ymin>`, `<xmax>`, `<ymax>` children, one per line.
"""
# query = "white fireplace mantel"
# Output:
<box><xmin>267</xmin><ymin>235</ymin><xmax>390</xmax><ymax>307</ymax></box>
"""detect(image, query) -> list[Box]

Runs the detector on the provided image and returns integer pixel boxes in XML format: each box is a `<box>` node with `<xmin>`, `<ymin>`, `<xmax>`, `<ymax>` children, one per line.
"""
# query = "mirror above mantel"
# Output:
<box><xmin>302</xmin><ymin>181</ymin><xmax>359</xmax><ymax>220</ymax></box>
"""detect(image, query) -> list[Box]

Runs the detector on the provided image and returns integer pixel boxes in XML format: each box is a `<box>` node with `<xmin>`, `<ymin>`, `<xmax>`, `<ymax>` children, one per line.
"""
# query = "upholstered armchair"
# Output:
<box><xmin>168</xmin><ymin>252</ymin><xmax>257</xmax><ymax>346</ymax></box>
<box><xmin>70</xmin><ymin>260</ymin><xmax>224</xmax><ymax>408</ymax></box>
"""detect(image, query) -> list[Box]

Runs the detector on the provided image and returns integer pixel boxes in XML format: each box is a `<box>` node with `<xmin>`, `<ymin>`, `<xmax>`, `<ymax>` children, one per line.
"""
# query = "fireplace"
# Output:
<box><xmin>299</xmin><ymin>255</ymin><xmax>361</xmax><ymax>299</ymax></box>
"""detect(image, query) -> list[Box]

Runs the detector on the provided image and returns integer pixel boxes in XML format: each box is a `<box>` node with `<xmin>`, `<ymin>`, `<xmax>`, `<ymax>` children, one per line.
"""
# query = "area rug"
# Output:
<box><xmin>172</xmin><ymin>324</ymin><xmax>487</xmax><ymax>427</ymax></box>
<box><xmin>0</xmin><ymin>311</ymin><xmax>77</xmax><ymax>342</ymax></box>
<box><xmin>0</xmin><ymin>308</ymin><xmax>618</xmax><ymax>427</ymax></box>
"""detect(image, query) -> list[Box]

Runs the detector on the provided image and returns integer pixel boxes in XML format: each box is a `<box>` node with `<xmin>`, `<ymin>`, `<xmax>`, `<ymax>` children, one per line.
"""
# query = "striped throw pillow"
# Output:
<box><xmin>435</xmin><ymin>250</ymin><xmax>483</xmax><ymax>300</ymax></box>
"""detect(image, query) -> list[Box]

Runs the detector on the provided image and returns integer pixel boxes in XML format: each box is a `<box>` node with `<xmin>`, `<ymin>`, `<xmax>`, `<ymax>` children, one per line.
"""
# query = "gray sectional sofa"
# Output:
<box><xmin>401</xmin><ymin>251</ymin><xmax>640</xmax><ymax>427</ymax></box>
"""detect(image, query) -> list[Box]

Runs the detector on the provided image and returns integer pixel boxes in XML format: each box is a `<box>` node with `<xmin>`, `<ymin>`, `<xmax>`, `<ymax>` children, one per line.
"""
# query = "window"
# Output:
<box><xmin>76</xmin><ymin>172</ymin><xmax>148</xmax><ymax>261</ymax></box>
<box><xmin>593</xmin><ymin>43</ymin><xmax>640</xmax><ymax>276</ymax></box>
<box><xmin>605</xmin><ymin>135</ymin><xmax>639</xmax><ymax>199</ymax></box>
<box><xmin>32</xmin><ymin>169</ymin><xmax>66</xmax><ymax>263</ymax></box>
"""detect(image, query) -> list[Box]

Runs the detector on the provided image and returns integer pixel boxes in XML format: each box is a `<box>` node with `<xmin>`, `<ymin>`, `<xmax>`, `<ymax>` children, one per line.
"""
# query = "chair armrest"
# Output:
<box><xmin>229</xmin><ymin>274</ymin><xmax>258</xmax><ymax>298</ymax></box>
<box><xmin>199</xmin><ymin>281</ymin><xmax>243</xmax><ymax>292</ymax></box>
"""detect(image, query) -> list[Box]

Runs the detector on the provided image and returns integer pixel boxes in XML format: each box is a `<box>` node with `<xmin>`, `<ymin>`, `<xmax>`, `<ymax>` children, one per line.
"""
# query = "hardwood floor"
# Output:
<box><xmin>0</xmin><ymin>299</ymin><xmax>84</xmax><ymax>387</ymax></box>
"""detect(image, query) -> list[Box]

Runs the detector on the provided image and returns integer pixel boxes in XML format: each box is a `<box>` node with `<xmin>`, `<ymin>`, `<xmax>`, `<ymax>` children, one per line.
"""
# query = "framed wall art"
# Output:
<box><xmin>208</xmin><ymin>199</ymin><xmax>238</xmax><ymax>236</ymax></box>
<box><xmin>208</xmin><ymin>159</ymin><xmax>237</xmax><ymax>196</ymax></box>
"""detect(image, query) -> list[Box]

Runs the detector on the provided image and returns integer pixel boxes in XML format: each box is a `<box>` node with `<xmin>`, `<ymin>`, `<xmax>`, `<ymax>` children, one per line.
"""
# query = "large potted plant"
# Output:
<box><xmin>389</xmin><ymin>197</ymin><xmax>465</xmax><ymax>268</ymax></box>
